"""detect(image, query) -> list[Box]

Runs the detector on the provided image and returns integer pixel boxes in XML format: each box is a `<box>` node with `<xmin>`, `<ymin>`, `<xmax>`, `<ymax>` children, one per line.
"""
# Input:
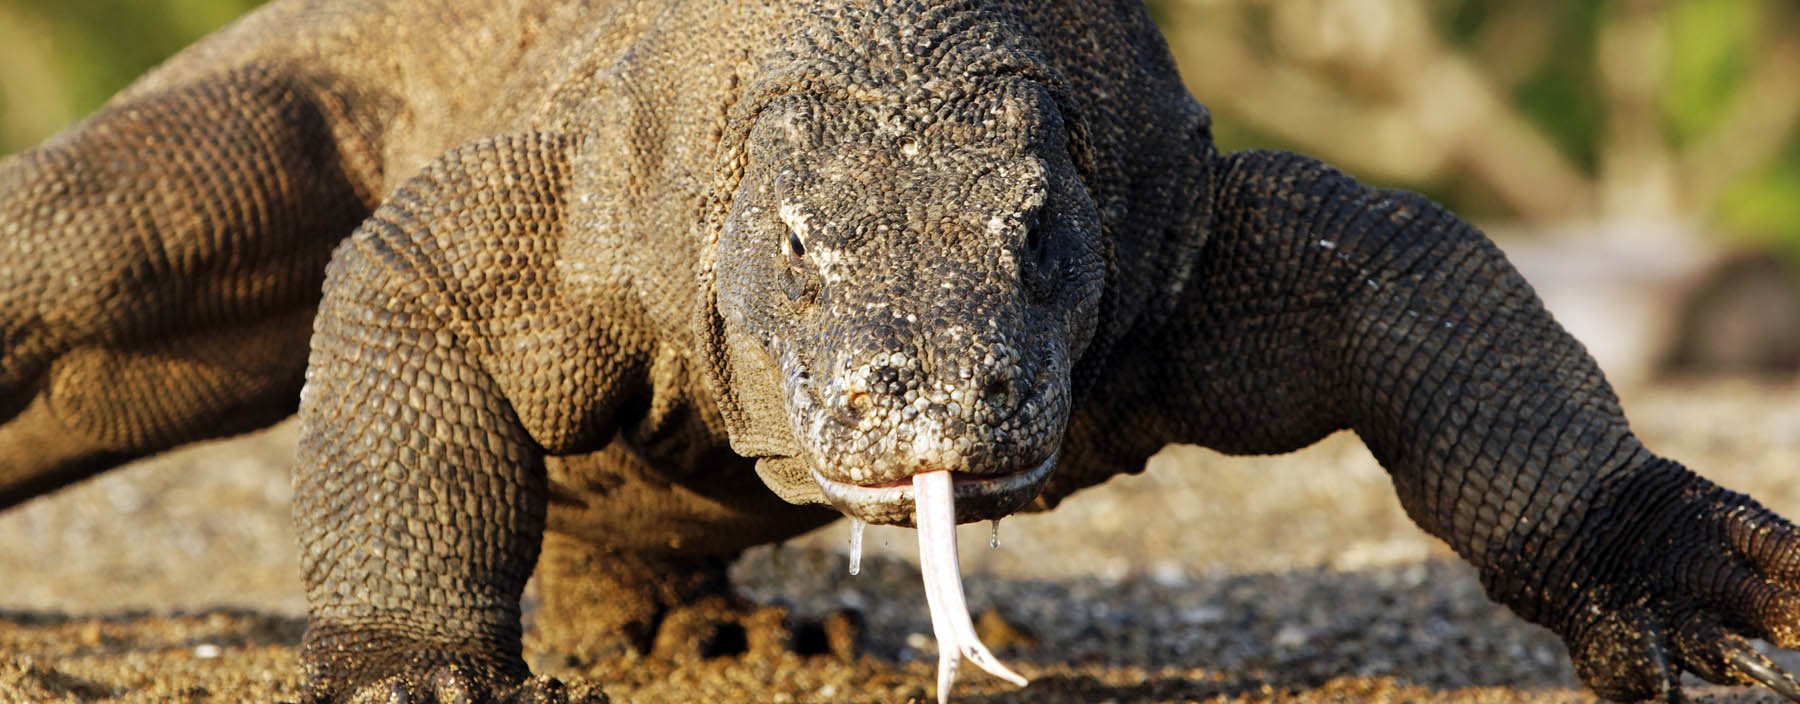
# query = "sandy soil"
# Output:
<box><xmin>3</xmin><ymin>379</ymin><xmax>1799</xmax><ymax>703</ymax></box>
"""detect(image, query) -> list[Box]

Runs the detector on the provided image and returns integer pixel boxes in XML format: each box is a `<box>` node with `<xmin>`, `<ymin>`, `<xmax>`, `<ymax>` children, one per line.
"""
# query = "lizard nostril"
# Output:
<box><xmin>834</xmin><ymin>389</ymin><xmax>874</xmax><ymax>427</ymax></box>
<box><xmin>980</xmin><ymin>376</ymin><xmax>1013</xmax><ymax>413</ymax></box>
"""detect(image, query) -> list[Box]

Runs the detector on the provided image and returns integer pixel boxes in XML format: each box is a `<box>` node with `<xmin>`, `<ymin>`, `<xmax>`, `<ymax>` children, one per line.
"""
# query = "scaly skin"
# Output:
<box><xmin>3</xmin><ymin>1</ymin><xmax>1799</xmax><ymax>702</ymax></box>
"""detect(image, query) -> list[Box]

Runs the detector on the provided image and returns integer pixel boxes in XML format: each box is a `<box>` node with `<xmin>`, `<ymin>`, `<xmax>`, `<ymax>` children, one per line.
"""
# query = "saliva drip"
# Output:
<box><xmin>849</xmin><ymin>518</ymin><xmax>867</xmax><ymax>576</ymax></box>
<box><xmin>989</xmin><ymin>519</ymin><xmax>999</xmax><ymax>549</ymax></box>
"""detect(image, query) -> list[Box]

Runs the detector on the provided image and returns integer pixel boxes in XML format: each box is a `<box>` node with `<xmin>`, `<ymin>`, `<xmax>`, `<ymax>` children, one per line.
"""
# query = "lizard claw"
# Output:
<box><xmin>1641</xmin><ymin>624</ymin><xmax>1678</xmax><ymax>704</ymax></box>
<box><xmin>322</xmin><ymin>663</ymin><xmax>604</xmax><ymax>704</ymax></box>
<box><xmin>1726</xmin><ymin>646</ymin><xmax>1800</xmax><ymax>702</ymax></box>
<box><xmin>1553</xmin><ymin>477</ymin><xmax>1800</xmax><ymax>702</ymax></box>
<box><xmin>346</xmin><ymin>676</ymin><xmax>412</xmax><ymax>704</ymax></box>
<box><xmin>428</xmin><ymin>666</ymin><xmax>477</xmax><ymax>704</ymax></box>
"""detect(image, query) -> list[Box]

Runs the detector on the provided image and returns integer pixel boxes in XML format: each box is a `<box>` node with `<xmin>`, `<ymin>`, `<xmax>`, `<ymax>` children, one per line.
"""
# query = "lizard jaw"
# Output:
<box><xmin>809</xmin><ymin>453</ymin><xmax>1057</xmax><ymax>526</ymax></box>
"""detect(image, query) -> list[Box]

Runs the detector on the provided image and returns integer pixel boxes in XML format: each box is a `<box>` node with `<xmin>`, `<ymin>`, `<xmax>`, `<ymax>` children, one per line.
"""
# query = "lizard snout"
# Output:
<box><xmin>833</xmin><ymin>339</ymin><xmax>1028</xmax><ymax>427</ymax></box>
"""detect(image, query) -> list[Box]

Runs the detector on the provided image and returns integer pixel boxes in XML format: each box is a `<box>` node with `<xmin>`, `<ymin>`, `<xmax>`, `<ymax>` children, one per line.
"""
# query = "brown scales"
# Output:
<box><xmin>4</xmin><ymin>1</ymin><xmax>1800</xmax><ymax>702</ymax></box>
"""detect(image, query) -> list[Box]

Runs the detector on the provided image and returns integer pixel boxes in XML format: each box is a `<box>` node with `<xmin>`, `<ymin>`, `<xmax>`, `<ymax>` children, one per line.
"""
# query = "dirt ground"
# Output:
<box><xmin>3</xmin><ymin>379</ymin><xmax>1799</xmax><ymax>703</ymax></box>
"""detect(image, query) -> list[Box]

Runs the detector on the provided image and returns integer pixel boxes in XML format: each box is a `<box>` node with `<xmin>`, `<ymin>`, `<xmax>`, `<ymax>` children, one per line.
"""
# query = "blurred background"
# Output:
<box><xmin>4</xmin><ymin>0</ymin><xmax>1798</xmax><ymax>381</ymax></box>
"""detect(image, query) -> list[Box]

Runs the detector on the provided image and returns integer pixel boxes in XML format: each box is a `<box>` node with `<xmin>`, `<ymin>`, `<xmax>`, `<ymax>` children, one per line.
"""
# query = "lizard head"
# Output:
<box><xmin>714</xmin><ymin>8</ymin><xmax>1104</xmax><ymax>527</ymax></box>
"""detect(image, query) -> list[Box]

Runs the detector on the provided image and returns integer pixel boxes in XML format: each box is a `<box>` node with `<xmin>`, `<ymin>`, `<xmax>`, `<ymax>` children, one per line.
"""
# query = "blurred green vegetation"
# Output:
<box><xmin>0</xmin><ymin>0</ymin><xmax>262</xmax><ymax>150</ymax></box>
<box><xmin>1486</xmin><ymin>1</ymin><xmax>1606</xmax><ymax>174</ymax></box>
<box><xmin>1721</xmin><ymin>137</ymin><xmax>1800</xmax><ymax>262</ymax></box>
<box><xmin>2</xmin><ymin>0</ymin><xmax>1797</xmax><ymax>259</ymax></box>
<box><xmin>1156</xmin><ymin>0</ymin><xmax>1800</xmax><ymax>263</ymax></box>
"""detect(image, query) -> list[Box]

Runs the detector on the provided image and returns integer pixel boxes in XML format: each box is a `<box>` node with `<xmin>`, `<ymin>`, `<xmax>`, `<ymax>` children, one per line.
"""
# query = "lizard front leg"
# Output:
<box><xmin>0</xmin><ymin>64</ymin><xmax>381</xmax><ymax>505</ymax></box>
<box><xmin>295</xmin><ymin>133</ymin><xmax>640</xmax><ymax>702</ymax></box>
<box><xmin>1120</xmin><ymin>149</ymin><xmax>1800</xmax><ymax>701</ymax></box>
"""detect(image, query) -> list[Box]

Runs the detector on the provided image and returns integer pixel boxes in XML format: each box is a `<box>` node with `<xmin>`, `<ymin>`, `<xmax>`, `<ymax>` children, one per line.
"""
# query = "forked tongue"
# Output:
<box><xmin>913</xmin><ymin>470</ymin><xmax>1029</xmax><ymax>703</ymax></box>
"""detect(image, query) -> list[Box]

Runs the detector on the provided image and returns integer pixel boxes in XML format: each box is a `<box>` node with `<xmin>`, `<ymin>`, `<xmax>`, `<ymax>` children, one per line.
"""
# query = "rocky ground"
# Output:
<box><xmin>3</xmin><ymin>379</ymin><xmax>1799</xmax><ymax>703</ymax></box>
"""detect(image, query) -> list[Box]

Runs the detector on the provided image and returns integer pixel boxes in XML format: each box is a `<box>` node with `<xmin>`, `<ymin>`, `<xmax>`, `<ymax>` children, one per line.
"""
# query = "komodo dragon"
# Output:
<box><xmin>4</xmin><ymin>1</ymin><xmax>1800</xmax><ymax>702</ymax></box>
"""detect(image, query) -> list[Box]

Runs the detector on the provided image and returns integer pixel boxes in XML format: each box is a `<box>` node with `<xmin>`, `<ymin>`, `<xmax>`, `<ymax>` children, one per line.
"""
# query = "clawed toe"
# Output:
<box><xmin>1664</xmin><ymin>602</ymin><xmax>1800</xmax><ymax>702</ymax></box>
<box><xmin>344</xmin><ymin>676</ymin><xmax>411</xmax><ymax>704</ymax></box>
<box><xmin>339</xmin><ymin>666</ymin><xmax>493</xmax><ymax>704</ymax></box>
<box><xmin>426</xmin><ymin>666</ymin><xmax>478</xmax><ymax>704</ymax></box>
<box><xmin>1572</xmin><ymin>601</ymin><xmax>1800</xmax><ymax>702</ymax></box>
<box><xmin>322</xmin><ymin>665</ymin><xmax>603</xmax><ymax>704</ymax></box>
<box><xmin>1724</xmin><ymin>646</ymin><xmax>1800</xmax><ymax>702</ymax></box>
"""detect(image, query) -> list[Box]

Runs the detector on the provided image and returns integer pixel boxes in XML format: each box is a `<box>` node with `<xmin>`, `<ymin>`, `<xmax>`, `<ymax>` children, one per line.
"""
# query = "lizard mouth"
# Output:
<box><xmin>809</xmin><ymin>453</ymin><xmax>1057</xmax><ymax>526</ymax></box>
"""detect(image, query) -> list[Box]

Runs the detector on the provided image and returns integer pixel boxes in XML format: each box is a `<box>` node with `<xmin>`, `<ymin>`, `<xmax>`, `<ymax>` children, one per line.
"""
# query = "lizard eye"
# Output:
<box><xmin>780</xmin><ymin>228</ymin><xmax>818</xmax><ymax>304</ymax></box>
<box><xmin>1021</xmin><ymin>209</ymin><xmax>1059</xmax><ymax>302</ymax></box>
<box><xmin>783</xmin><ymin>228</ymin><xmax>807</xmax><ymax>266</ymax></box>
<box><xmin>1023</xmin><ymin>212</ymin><xmax>1043</xmax><ymax>259</ymax></box>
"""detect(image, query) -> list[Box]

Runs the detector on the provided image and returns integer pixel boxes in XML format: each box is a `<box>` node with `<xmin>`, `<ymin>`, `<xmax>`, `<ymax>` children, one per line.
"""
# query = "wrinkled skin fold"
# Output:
<box><xmin>3</xmin><ymin>1</ymin><xmax>1800</xmax><ymax>703</ymax></box>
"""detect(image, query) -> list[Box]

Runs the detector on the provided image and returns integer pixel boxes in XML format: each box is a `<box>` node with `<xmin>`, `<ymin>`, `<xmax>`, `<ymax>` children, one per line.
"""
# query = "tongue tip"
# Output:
<box><xmin>966</xmin><ymin>642</ymin><xmax>1030</xmax><ymax>687</ymax></box>
<box><xmin>975</xmin><ymin>657</ymin><xmax>1029</xmax><ymax>688</ymax></box>
<box><xmin>914</xmin><ymin>470</ymin><xmax>1030</xmax><ymax>702</ymax></box>
<box><xmin>937</xmin><ymin>652</ymin><xmax>957</xmax><ymax>704</ymax></box>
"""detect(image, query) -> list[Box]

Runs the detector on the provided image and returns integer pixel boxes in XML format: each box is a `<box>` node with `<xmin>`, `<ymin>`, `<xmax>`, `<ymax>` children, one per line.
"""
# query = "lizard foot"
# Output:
<box><xmin>1563</xmin><ymin>472</ymin><xmax>1800</xmax><ymax>702</ymax></box>
<box><xmin>330</xmin><ymin>667</ymin><xmax>608</xmax><ymax>704</ymax></box>
<box><xmin>298</xmin><ymin>624</ymin><xmax>609</xmax><ymax>703</ymax></box>
<box><xmin>1575</xmin><ymin>603</ymin><xmax>1800</xmax><ymax>702</ymax></box>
